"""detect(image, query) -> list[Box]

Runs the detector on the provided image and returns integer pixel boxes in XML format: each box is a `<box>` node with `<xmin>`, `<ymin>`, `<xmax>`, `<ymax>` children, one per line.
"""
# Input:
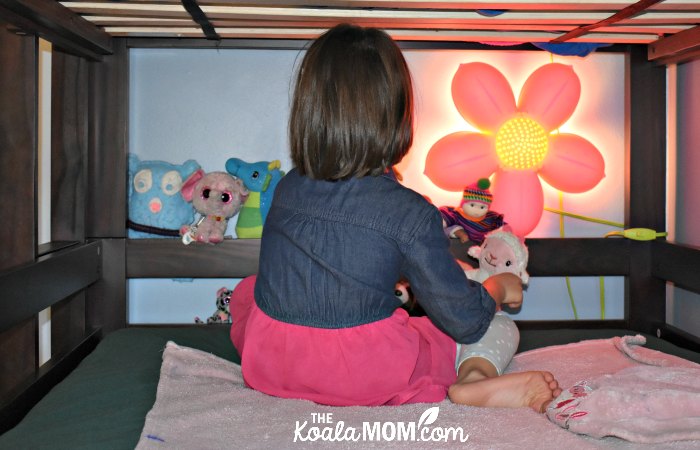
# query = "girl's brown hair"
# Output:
<box><xmin>289</xmin><ymin>24</ymin><xmax>414</xmax><ymax>180</ymax></box>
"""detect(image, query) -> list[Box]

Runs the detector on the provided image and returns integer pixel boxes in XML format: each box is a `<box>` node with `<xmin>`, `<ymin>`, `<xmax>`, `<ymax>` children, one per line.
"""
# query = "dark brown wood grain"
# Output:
<box><xmin>87</xmin><ymin>239</ymin><xmax>126</xmax><ymax>334</ymax></box>
<box><xmin>0</xmin><ymin>22</ymin><xmax>37</xmax><ymax>270</ymax></box>
<box><xmin>652</xmin><ymin>240</ymin><xmax>700</xmax><ymax>294</ymax></box>
<box><xmin>0</xmin><ymin>21</ymin><xmax>37</xmax><ymax>404</ymax></box>
<box><xmin>86</xmin><ymin>38</ymin><xmax>128</xmax><ymax>239</ymax></box>
<box><xmin>52</xmin><ymin>49</ymin><xmax>88</xmax><ymax>242</ymax></box>
<box><xmin>126</xmin><ymin>238</ymin><xmax>261</xmax><ymax>278</ymax></box>
<box><xmin>626</xmin><ymin>45</ymin><xmax>668</xmax><ymax>333</ymax></box>
<box><xmin>0</xmin><ymin>241</ymin><xmax>101</xmax><ymax>334</ymax></box>
<box><xmin>0</xmin><ymin>0</ymin><xmax>112</xmax><ymax>60</ymax></box>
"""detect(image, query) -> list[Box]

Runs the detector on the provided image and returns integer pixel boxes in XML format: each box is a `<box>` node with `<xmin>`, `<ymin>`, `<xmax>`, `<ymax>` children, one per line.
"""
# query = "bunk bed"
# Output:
<box><xmin>1</xmin><ymin>1</ymin><xmax>700</xmax><ymax>448</ymax></box>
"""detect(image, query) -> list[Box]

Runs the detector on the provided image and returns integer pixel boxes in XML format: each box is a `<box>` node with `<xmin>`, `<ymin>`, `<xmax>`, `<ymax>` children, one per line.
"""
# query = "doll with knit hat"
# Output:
<box><xmin>439</xmin><ymin>178</ymin><xmax>505</xmax><ymax>245</ymax></box>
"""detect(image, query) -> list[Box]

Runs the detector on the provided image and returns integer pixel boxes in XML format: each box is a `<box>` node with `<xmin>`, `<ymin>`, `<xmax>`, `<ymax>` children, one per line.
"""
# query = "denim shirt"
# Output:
<box><xmin>254</xmin><ymin>168</ymin><xmax>496</xmax><ymax>344</ymax></box>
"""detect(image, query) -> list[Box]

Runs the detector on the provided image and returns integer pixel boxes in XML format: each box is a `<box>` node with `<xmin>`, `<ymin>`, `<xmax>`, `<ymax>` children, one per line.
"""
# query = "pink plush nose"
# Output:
<box><xmin>149</xmin><ymin>198</ymin><xmax>162</xmax><ymax>214</ymax></box>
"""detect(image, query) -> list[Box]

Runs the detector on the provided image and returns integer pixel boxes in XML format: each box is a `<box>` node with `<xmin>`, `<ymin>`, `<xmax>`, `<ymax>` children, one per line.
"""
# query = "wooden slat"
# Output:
<box><xmin>450</xmin><ymin>238</ymin><xmax>631</xmax><ymax>276</ymax></box>
<box><xmin>648</xmin><ymin>24</ymin><xmax>700</xmax><ymax>63</ymax></box>
<box><xmin>652</xmin><ymin>241</ymin><xmax>700</xmax><ymax>294</ymax></box>
<box><xmin>126</xmin><ymin>237</ymin><xmax>634</xmax><ymax>279</ymax></box>
<box><xmin>516</xmin><ymin>320</ymin><xmax>627</xmax><ymax>330</ymax></box>
<box><xmin>52</xmin><ymin>49</ymin><xmax>88</xmax><ymax>241</ymax></box>
<box><xmin>0</xmin><ymin>0</ymin><xmax>112</xmax><ymax>60</ymax></box>
<box><xmin>550</xmin><ymin>0</ymin><xmax>664</xmax><ymax>43</ymax></box>
<box><xmin>53</xmin><ymin>0</ymin><xmax>700</xmax><ymax>11</ymax></box>
<box><xmin>0</xmin><ymin>242</ymin><xmax>102</xmax><ymax>334</ymax></box>
<box><xmin>126</xmin><ymin>239</ymin><xmax>260</xmax><ymax>278</ymax></box>
<box><xmin>54</xmin><ymin>1</ymin><xmax>700</xmax><ymax>50</ymax></box>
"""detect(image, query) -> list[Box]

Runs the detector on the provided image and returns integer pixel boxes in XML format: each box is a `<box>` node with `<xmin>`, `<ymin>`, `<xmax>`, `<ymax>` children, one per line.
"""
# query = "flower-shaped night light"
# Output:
<box><xmin>424</xmin><ymin>62</ymin><xmax>605</xmax><ymax>236</ymax></box>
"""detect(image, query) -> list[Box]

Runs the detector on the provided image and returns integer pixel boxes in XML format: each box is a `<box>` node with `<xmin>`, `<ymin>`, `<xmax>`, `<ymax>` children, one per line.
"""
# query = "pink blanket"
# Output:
<box><xmin>544</xmin><ymin>336</ymin><xmax>700</xmax><ymax>443</ymax></box>
<box><xmin>138</xmin><ymin>335</ymin><xmax>700</xmax><ymax>449</ymax></box>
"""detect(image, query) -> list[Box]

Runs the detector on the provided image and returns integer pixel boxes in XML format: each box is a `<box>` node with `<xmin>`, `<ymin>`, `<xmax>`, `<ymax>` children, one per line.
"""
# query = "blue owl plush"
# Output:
<box><xmin>127</xmin><ymin>154</ymin><xmax>201</xmax><ymax>238</ymax></box>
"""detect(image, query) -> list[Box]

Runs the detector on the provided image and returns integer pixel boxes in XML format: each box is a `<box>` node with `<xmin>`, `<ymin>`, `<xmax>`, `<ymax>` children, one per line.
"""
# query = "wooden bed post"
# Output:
<box><xmin>626</xmin><ymin>45</ymin><xmax>667</xmax><ymax>335</ymax></box>
<box><xmin>50</xmin><ymin>48</ymin><xmax>89</xmax><ymax>357</ymax></box>
<box><xmin>85</xmin><ymin>38</ymin><xmax>129</xmax><ymax>335</ymax></box>
<box><xmin>0</xmin><ymin>20</ymin><xmax>38</xmax><ymax>401</ymax></box>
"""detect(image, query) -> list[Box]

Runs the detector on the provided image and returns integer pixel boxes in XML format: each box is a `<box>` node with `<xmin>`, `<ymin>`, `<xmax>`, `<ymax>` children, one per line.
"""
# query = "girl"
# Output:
<box><xmin>230</xmin><ymin>23</ymin><xmax>560</xmax><ymax>412</ymax></box>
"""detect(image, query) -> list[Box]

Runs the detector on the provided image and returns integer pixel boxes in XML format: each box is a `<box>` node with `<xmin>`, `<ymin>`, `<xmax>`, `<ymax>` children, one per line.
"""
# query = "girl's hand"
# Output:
<box><xmin>482</xmin><ymin>273</ymin><xmax>523</xmax><ymax>309</ymax></box>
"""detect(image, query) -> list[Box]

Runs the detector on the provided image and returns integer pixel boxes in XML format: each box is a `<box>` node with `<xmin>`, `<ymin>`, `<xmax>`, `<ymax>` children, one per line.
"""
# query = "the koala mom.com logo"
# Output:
<box><xmin>293</xmin><ymin>406</ymin><xmax>469</xmax><ymax>443</ymax></box>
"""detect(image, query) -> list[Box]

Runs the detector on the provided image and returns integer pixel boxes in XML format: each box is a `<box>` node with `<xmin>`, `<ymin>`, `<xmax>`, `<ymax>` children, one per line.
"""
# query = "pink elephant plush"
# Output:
<box><xmin>180</xmin><ymin>170</ymin><xmax>249</xmax><ymax>244</ymax></box>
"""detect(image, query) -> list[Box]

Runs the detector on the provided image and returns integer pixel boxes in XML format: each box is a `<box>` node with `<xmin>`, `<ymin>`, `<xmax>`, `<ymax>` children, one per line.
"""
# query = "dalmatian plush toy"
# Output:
<box><xmin>195</xmin><ymin>287</ymin><xmax>233</xmax><ymax>324</ymax></box>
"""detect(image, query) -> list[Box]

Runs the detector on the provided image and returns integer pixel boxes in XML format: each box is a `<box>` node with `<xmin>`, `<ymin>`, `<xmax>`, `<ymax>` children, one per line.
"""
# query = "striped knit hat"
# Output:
<box><xmin>461</xmin><ymin>178</ymin><xmax>493</xmax><ymax>206</ymax></box>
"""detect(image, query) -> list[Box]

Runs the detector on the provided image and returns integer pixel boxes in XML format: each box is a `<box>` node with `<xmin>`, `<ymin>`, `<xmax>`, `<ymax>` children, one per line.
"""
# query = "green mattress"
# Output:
<box><xmin>0</xmin><ymin>326</ymin><xmax>697</xmax><ymax>449</ymax></box>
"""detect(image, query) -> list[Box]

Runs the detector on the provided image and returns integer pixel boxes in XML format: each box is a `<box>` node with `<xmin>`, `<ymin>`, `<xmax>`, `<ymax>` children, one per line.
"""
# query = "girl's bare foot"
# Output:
<box><xmin>448</xmin><ymin>371</ymin><xmax>562</xmax><ymax>413</ymax></box>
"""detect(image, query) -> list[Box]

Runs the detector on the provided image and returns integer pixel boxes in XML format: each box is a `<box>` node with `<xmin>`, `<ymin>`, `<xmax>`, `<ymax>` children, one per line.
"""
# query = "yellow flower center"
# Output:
<box><xmin>495</xmin><ymin>116</ymin><xmax>548</xmax><ymax>170</ymax></box>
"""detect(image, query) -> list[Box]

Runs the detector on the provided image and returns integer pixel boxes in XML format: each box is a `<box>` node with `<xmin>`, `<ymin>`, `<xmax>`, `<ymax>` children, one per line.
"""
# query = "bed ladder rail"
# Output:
<box><xmin>0</xmin><ymin>241</ymin><xmax>102</xmax><ymax>334</ymax></box>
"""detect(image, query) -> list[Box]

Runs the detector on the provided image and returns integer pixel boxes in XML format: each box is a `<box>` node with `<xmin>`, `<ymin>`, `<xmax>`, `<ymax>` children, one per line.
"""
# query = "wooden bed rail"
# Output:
<box><xmin>124</xmin><ymin>237</ymin><xmax>634</xmax><ymax>279</ymax></box>
<box><xmin>0</xmin><ymin>241</ymin><xmax>102</xmax><ymax>334</ymax></box>
<box><xmin>651</xmin><ymin>240</ymin><xmax>700</xmax><ymax>294</ymax></box>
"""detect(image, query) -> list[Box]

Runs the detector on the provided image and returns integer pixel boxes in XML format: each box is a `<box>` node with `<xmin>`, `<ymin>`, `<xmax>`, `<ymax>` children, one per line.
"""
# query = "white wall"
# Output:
<box><xmin>38</xmin><ymin>39</ymin><xmax>52</xmax><ymax>365</ymax></box>
<box><xmin>128</xmin><ymin>47</ymin><xmax>626</xmax><ymax>323</ymax></box>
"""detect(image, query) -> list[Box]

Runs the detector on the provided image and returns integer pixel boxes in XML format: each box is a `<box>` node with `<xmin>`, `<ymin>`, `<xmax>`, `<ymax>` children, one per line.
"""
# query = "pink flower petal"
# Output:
<box><xmin>452</xmin><ymin>62</ymin><xmax>517</xmax><ymax>133</ymax></box>
<box><xmin>424</xmin><ymin>131</ymin><xmax>497</xmax><ymax>192</ymax></box>
<box><xmin>490</xmin><ymin>170</ymin><xmax>543</xmax><ymax>237</ymax></box>
<box><xmin>519</xmin><ymin>63</ymin><xmax>581</xmax><ymax>132</ymax></box>
<box><xmin>539</xmin><ymin>134</ymin><xmax>605</xmax><ymax>193</ymax></box>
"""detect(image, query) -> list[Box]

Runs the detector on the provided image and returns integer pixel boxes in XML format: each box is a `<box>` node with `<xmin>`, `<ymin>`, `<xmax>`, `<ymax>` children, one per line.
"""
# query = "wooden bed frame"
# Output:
<box><xmin>2</xmin><ymin>1</ymin><xmax>700</xmax><ymax>436</ymax></box>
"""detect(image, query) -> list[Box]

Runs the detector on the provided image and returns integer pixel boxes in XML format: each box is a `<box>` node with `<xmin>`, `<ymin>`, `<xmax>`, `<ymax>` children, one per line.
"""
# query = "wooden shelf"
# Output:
<box><xmin>126</xmin><ymin>238</ymin><xmax>260</xmax><ymax>278</ymax></box>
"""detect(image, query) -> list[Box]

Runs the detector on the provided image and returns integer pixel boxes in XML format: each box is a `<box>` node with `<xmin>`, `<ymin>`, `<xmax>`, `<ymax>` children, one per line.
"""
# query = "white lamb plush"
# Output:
<box><xmin>465</xmin><ymin>228</ymin><xmax>529</xmax><ymax>285</ymax></box>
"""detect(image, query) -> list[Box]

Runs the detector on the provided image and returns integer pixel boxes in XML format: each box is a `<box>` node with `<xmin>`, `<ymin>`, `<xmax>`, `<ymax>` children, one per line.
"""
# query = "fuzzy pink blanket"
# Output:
<box><xmin>137</xmin><ymin>335</ymin><xmax>700</xmax><ymax>449</ymax></box>
<box><xmin>544</xmin><ymin>336</ymin><xmax>700</xmax><ymax>443</ymax></box>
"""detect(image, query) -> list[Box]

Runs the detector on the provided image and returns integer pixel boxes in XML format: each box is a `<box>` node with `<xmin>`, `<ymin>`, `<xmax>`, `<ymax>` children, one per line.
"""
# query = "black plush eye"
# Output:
<box><xmin>251</xmin><ymin>171</ymin><xmax>259</xmax><ymax>179</ymax></box>
<box><xmin>202</xmin><ymin>188</ymin><xmax>211</xmax><ymax>199</ymax></box>
<box><xmin>505</xmin><ymin>261</ymin><xmax>512</xmax><ymax>267</ymax></box>
<box><xmin>221</xmin><ymin>192</ymin><xmax>231</xmax><ymax>203</ymax></box>
<box><xmin>394</xmin><ymin>290</ymin><xmax>402</xmax><ymax>297</ymax></box>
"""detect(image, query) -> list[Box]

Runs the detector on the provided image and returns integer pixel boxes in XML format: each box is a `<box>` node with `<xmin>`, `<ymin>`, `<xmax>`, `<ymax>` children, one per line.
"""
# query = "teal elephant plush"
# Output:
<box><xmin>225</xmin><ymin>158</ymin><xmax>284</xmax><ymax>238</ymax></box>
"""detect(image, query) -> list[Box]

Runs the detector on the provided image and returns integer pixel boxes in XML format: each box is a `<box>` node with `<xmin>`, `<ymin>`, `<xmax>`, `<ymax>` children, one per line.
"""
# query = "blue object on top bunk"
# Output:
<box><xmin>533</xmin><ymin>42</ymin><xmax>613</xmax><ymax>57</ymax></box>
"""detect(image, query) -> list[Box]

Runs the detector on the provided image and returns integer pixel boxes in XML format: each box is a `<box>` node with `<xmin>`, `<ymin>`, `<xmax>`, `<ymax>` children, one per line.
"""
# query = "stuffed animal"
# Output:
<box><xmin>127</xmin><ymin>154</ymin><xmax>201</xmax><ymax>238</ymax></box>
<box><xmin>439</xmin><ymin>178</ymin><xmax>505</xmax><ymax>245</ymax></box>
<box><xmin>464</xmin><ymin>228</ymin><xmax>529</xmax><ymax>285</ymax></box>
<box><xmin>195</xmin><ymin>287</ymin><xmax>233</xmax><ymax>324</ymax></box>
<box><xmin>225</xmin><ymin>158</ymin><xmax>284</xmax><ymax>238</ymax></box>
<box><xmin>394</xmin><ymin>279</ymin><xmax>427</xmax><ymax>317</ymax></box>
<box><xmin>179</xmin><ymin>170</ymin><xmax>249</xmax><ymax>244</ymax></box>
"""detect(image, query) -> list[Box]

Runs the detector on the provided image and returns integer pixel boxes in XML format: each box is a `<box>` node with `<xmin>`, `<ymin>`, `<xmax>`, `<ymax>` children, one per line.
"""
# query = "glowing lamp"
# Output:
<box><xmin>495</xmin><ymin>116</ymin><xmax>548</xmax><ymax>170</ymax></box>
<box><xmin>491</xmin><ymin>170</ymin><xmax>543</xmax><ymax>237</ymax></box>
<box><xmin>539</xmin><ymin>133</ymin><xmax>605</xmax><ymax>193</ymax></box>
<box><xmin>423</xmin><ymin>132</ymin><xmax>496</xmax><ymax>192</ymax></box>
<box><xmin>425</xmin><ymin>62</ymin><xmax>605</xmax><ymax>237</ymax></box>
<box><xmin>452</xmin><ymin>62</ymin><xmax>516</xmax><ymax>133</ymax></box>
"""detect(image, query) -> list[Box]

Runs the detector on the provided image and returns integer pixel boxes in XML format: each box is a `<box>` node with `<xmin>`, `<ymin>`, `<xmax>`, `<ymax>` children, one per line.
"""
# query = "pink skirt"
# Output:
<box><xmin>230</xmin><ymin>276</ymin><xmax>457</xmax><ymax>406</ymax></box>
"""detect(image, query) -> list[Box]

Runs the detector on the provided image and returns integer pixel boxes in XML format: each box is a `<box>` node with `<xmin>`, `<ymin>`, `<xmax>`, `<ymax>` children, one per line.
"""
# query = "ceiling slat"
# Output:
<box><xmin>51</xmin><ymin>0</ymin><xmax>700</xmax><ymax>62</ymax></box>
